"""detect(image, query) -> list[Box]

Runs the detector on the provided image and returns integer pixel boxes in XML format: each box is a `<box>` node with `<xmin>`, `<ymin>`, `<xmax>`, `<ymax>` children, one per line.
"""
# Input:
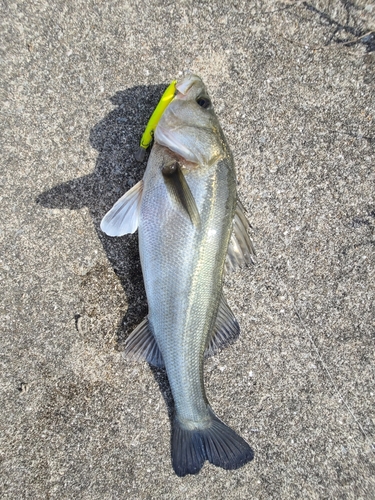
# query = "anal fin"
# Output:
<box><xmin>123</xmin><ymin>317</ymin><xmax>164</xmax><ymax>368</ymax></box>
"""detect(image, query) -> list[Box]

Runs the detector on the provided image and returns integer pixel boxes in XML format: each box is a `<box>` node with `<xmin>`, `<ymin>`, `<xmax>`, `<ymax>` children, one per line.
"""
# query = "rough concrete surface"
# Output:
<box><xmin>1</xmin><ymin>1</ymin><xmax>375</xmax><ymax>498</ymax></box>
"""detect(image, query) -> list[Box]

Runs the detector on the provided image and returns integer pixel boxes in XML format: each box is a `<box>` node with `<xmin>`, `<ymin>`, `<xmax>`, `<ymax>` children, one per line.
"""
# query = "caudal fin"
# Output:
<box><xmin>172</xmin><ymin>408</ymin><xmax>254</xmax><ymax>477</ymax></box>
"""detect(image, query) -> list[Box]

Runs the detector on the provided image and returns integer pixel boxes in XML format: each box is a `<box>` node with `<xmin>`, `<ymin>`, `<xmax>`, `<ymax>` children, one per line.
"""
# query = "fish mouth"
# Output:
<box><xmin>175</xmin><ymin>74</ymin><xmax>202</xmax><ymax>96</ymax></box>
<box><xmin>154</xmin><ymin>74</ymin><xmax>213</xmax><ymax>165</ymax></box>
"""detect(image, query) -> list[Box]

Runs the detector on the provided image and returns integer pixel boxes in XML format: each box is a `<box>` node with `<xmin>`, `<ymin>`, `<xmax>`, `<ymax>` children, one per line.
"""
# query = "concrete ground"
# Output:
<box><xmin>1</xmin><ymin>1</ymin><xmax>375</xmax><ymax>498</ymax></box>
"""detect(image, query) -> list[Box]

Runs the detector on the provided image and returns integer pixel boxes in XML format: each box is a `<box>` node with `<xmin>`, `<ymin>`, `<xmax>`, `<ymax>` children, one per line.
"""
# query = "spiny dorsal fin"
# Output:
<box><xmin>123</xmin><ymin>317</ymin><xmax>165</xmax><ymax>369</ymax></box>
<box><xmin>226</xmin><ymin>199</ymin><xmax>256</xmax><ymax>272</ymax></box>
<box><xmin>100</xmin><ymin>180</ymin><xmax>143</xmax><ymax>236</ymax></box>
<box><xmin>162</xmin><ymin>162</ymin><xmax>200</xmax><ymax>227</ymax></box>
<box><xmin>205</xmin><ymin>294</ymin><xmax>240</xmax><ymax>357</ymax></box>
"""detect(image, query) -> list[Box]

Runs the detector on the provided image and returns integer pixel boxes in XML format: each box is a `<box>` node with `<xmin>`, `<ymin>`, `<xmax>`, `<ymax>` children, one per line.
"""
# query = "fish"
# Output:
<box><xmin>100</xmin><ymin>74</ymin><xmax>256</xmax><ymax>476</ymax></box>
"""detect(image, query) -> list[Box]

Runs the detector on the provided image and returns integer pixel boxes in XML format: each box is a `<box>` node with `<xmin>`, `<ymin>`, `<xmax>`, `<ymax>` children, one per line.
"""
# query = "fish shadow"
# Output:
<box><xmin>37</xmin><ymin>84</ymin><xmax>167</xmax><ymax>344</ymax></box>
<box><xmin>37</xmin><ymin>82</ymin><xmax>177</xmax><ymax>453</ymax></box>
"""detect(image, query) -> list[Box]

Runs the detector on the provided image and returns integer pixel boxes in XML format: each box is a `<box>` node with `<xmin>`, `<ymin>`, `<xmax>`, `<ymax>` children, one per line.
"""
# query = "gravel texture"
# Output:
<box><xmin>1</xmin><ymin>1</ymin><xmax>375</xmax><ymax>498</ymax></box>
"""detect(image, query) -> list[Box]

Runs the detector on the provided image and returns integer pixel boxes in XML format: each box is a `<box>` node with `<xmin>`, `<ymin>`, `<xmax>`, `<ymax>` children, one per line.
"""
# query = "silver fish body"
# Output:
<box><xmin>101</xmin><ymin>75</ymin><xmax>255</xmax><ymax>476</ymax></box>
<box><xmin>139</xmin><ymin>142</ymin><xmax>236</xmax><ymax>424</ymax></box>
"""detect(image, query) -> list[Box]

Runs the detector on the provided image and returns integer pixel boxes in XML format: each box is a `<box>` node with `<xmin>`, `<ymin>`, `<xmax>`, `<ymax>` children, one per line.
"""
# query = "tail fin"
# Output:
<box><xmin>172</xmin><ymin>408</ymin><xmax>254</xmax><ymax>477</ymax></box>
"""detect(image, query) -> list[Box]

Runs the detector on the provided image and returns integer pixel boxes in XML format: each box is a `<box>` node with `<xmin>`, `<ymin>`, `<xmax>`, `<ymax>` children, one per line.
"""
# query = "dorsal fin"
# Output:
<box><xmin>100</xmin><ymin>180</ymin><xmax>143</xmax><ymax>236</ymax></box>
<box><xmin>226</xmin><ymin>200</ymin><xmax>256</xmax><ymax>272</ymax></box>
<box><xmin>205</xmin><ymin>293</ymin><xmax>240</xmax><ymax>357</ymax></box>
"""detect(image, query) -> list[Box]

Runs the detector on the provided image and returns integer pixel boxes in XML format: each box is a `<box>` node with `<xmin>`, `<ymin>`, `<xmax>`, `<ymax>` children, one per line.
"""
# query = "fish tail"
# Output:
<box><xmin>172</xmin><ymin>407</ymin><xmax>254</xmax><ymax>477</ymax></box>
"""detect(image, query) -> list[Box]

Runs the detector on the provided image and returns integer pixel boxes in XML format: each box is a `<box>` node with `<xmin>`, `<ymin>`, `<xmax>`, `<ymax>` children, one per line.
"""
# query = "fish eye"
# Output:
<box><xmin>196</xmin><ymin>97</ymin><xmax>211</xmax><ymax>109</ymax></box>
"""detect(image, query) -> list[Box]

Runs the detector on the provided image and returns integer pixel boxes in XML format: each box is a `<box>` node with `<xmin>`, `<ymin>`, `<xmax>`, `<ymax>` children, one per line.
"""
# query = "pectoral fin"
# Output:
<box><xmin>226</xmin><ymin>200</ymin><xmax>256</xmax><ymax>272</ymax></box>
<box><xmin>205</xmin><ymin>294</ymin><xmax>240</xmax><ymax>357</ymax></box>
<box><xmin>162</xmin><ymin>162</ymin><xmax>200</xmax><ymax>227</ymax></box>
<box><xmin>100</xmin><ymin>180</ymin><xmax>143</xmax><ymax>236</ymax></box>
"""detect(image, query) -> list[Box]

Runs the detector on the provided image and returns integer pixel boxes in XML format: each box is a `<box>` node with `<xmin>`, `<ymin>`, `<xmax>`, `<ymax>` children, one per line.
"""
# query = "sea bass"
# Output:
<box><xmin>101</xmin><ymin>74</ymin><xmax>256</xmax><ymax>476</ymax></box>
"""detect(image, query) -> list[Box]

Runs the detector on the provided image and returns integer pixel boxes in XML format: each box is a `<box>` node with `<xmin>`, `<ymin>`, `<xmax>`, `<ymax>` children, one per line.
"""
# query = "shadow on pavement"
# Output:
<box><xmin>37</xmin><ymin>84</ymin><xmax>177</xmax><ymax>429</ymax></box>
<box><xmin>37</xmin><ymin>83</ymin><xmax>167</xmax><ymax>343</ymax></box>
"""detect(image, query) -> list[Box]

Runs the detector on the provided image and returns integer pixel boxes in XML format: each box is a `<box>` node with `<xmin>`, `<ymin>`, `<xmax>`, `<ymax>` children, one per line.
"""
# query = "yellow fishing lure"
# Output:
<box><xmin>135</xmin><ymin>80</ymin><xmax>177</xmax><ymax>161</ymax></box>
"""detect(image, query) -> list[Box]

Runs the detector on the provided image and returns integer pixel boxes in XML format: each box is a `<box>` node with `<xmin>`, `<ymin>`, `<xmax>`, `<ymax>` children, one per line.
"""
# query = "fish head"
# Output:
<box><xmin>154</xmin><ymin>74</ymin><xmax>226</xmax><ymax>166</ymax></box>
